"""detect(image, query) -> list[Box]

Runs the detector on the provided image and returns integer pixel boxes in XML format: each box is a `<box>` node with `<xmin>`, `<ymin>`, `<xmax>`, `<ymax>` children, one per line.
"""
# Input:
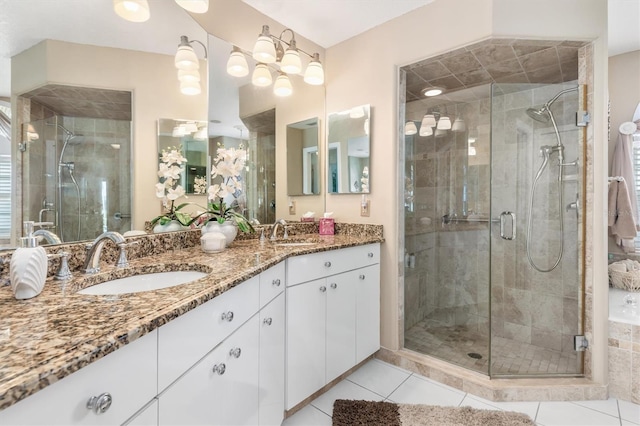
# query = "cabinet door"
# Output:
<box><xmin>356</xmin><ymin>264</ymin><xmax>380</xmax><ymax>363</ymax></box>
<box><xmin>259</xmin><ymin>293</ymin><xmax>285</xmax><ymax>426</ymax></box>
<box><xmin>285</xmin><ymin>279</ymin><xmax>326</xmax><ymax>410</ymax></box>
<box><xmin>124</xmin><ymin>399</ymin><xmax>158</xmax><ymax>426</ymax></box>
<box><xmin>325</xmin><ymin>271</ymin><xmax>357</xmax><ymax>383</ymax></box>
<box><xmin>0</xmin><ymin>330</ymin><xmax>157</xmax><ymax>426</ymax></box>
<box><xmin>159</xmin><ymin>315</ymin><xmax>260</xmax><ymax>426</ymax></box>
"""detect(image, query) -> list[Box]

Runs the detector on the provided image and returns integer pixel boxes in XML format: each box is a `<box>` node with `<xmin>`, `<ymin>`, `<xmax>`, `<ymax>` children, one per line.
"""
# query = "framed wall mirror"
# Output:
<box><xmin>287</xmin><ymin>117</ymin><xmax>320</xmax><ymax>196</ymax></box>
<box><xmin>327</xmin><ymin>104</ymin><xmax>371</xmax><ymax>194</ymax></box>
<box><xmin>157</xmin><ymin>119</ymin><xmax>208</xmax><ymax>195</ymax></box>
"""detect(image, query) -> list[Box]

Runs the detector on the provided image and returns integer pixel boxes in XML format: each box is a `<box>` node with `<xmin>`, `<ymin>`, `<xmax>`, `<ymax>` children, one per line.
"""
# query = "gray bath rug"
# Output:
<box><xmin>332</xmin><ymin>399</ymin><xmax>536</xmax><ymax>426</ymax></box>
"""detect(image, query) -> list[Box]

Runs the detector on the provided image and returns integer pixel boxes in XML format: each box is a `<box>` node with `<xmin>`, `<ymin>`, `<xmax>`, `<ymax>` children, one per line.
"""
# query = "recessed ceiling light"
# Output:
<box><xmin>424</xmin><ymin>88</ymin><xmax>443</xmax><ymax>97</ymax></box>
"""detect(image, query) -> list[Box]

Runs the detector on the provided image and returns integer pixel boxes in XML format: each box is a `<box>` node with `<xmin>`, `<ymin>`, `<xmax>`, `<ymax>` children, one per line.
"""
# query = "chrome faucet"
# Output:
<box><xmin>33</xmin><ymin>229</ymin><xmax>62</xmax><ymax>245</ymax></box>
<box><xmin>83</xmin><ymin>231</ymin><xmax>127</xmax><ymax>274</ymax></box>
<box><xmin>269</xmin><ymin>219</ymin><xmax>287</xmax><ymax>241</ymax></box>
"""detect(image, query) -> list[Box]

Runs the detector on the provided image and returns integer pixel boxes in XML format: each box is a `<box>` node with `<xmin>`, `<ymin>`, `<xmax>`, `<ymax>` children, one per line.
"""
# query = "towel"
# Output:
<box><xmin>608</xmin><ymin>179</ymin><xmax>638</xmax><ymax>252</ymax></box>
<box><xmin>611</xmin><ymin>132</ymin><xmax>639</xmax><ymax>227</ymax></box>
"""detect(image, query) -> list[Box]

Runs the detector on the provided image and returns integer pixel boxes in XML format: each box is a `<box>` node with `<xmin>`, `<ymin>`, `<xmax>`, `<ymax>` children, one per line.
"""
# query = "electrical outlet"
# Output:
<box><xmin>360</xmin><ymin>200</ymin><xmax>370</xmax><ymax>217</ymax></box>
<box><xmin>288</xmin><ymin>200</ymin><xmax>296</xmax><ymax>215</ymax></box>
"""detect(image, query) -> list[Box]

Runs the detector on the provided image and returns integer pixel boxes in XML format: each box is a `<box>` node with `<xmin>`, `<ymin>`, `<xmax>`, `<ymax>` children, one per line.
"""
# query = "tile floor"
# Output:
<box><xmin>405</xmin><ymin>322</ymin><xmax>580</xmax><ymax>376</ymax></box>
<box><xmin>283</xmin><ymin>358</ymin><xmax>640</xmax><ymax>426</ymax></box>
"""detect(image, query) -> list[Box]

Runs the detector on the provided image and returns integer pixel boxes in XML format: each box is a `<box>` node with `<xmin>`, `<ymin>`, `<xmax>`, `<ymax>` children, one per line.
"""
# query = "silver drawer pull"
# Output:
<box><xmin>320</xmin><ymin>285</ymin><xmax>326</xmax><ymax>292</ymax></box>
<box><xmin>263</xmin><ymin>317</ymin><xmax>273</xmax><ymax>326</ymax></box>
<box><xmin>368</xmin><ymin>252</ymin><xmax>374</xmax><ymax>258</ymax></box>
<box><xmin>359</xmin><ymin>274</ymin><xmax>365</xmax><ymax>280</ymax></box>
<box><xmin>212</xmin><ymin>363</ymin><xmax>226</xmax><ymax>375</ymax></box>
<box><xmin>330</xmin><ymin>283</ymin><xmax>337</xmax><ymax>289</ymax></box>
<box><xmin>221</xmin><ymin>311</ymin><xmax>234</xmax><ymax>322</ymax></box>
<box><xmin>229</xmin><ymin>347</ymin><xmax>242</xmax><ymax>358</ymax></box>
<box><xmin>272</xmin><ymin>278</ymin><xmax>281</xmax><ymax>286</ymax></box>
<box><xmin>324</xmin><ymin>261</ymin><xmax>331</xmax><ymax>267</ymax></box>
<box><xmin>86</xmin><ymin>392</ymin><xmax>112</xmax><ymax>415</ymax></box>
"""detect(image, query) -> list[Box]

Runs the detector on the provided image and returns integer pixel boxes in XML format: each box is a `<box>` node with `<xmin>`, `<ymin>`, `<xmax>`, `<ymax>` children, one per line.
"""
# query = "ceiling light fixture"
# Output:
<box><xmin>424</xmin><ymin>87</ymin><xmax>443</xmax><ymax>97</ymax></box>
<box><xmin>113</xmin><ymin>0</ymin><xmax>150</xmax><ymax>22</ymax></box>
<box><xmin>175</xmin><ymin>35</ymin><xmax>207</xmax><ymax>95</ymax></box>
<box><xmin>174</xmin><ymin>0</ymin><xmax>209</xmax><ymax>13</ymax></box>
<box><xmin>226</xmin><ymin>25</ymin><xmax>324</xmax><ymax>96</ymax></box>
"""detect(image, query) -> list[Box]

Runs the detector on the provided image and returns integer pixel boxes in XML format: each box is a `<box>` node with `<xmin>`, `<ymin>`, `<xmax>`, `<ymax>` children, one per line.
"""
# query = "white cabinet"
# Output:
<box><xmin>285</xmin><ymin>243</ymin><xmax>380</xmax><ymax>410</ymax></box>
<box><xmin>259</xmin><ymin>293</ymin><xmax>285</xmax><ymax>426</ymax></box>
<box><xmin>158</xmin><ymin>315</ymin><xmax>260</xmax><ymax>426</ymax></box>
<box><xmin>123</xmin><ymin>399</ymin><xmax>158</xmax><ymax>426</ymax></box>
<box><xmin>0</xmin><ymin>330</ymin><xmax>157</xmax><ymax>426</ymax></box>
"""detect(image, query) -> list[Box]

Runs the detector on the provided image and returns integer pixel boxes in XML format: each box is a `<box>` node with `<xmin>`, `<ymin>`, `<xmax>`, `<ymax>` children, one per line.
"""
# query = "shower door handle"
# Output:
<box><xmin>499</xmin><ymin>211</ymin><xmax>516</xmax><ymax>240</ymax></box>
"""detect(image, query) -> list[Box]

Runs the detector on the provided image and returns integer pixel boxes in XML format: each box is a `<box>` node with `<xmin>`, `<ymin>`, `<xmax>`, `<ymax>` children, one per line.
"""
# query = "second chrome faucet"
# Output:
<box><xmin>83</xmin><ymin>231</ymin><xmax>133</xmax><ymax>274</ymax></box>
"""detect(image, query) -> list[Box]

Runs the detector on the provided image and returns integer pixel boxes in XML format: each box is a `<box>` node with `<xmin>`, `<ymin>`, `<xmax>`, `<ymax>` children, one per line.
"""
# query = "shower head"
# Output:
<box><xmin>46</xmin><ymin>122</ymin><xmax>76</xmax><ymax>138</ymax></box>
<box><xmin>526</xmin><ymin>106</ymin><xmax>550</xmax><ymax>123</ymax></box>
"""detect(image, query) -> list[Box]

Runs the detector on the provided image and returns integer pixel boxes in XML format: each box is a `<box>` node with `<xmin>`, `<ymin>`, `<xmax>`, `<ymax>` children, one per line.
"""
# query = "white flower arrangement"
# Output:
<box><xmin>151</xmin><ymin>146</ymin><xmax>193</xmax><ymax>226</ymax></box>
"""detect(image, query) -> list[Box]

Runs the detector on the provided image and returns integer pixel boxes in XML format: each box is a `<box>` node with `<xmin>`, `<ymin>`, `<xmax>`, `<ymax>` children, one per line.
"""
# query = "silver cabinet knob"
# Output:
<box><xmin>324</xmin><ymin>261</ymin><xmax>331</xmax><ymax>267</ymax></box>
<box><xmin>86</xmin><ymin>392</ymin><xmax>112</xmax><ymax>415</ymax></box>
<box><xmin>319</xmin><ymin>285</ymin><xmax>326</xmax><ymax>292</ymax></box>
<box><xmin>272</xmin><ymin>278</ymin><xmax>281</xmax><ymax>287</ymax></box>
<box><xmin>368</xmin><ymin>252</ymin><xmax>374</xmax><ymax>258</ymax></box>
<box><xmin>221</xmin><ymin>311</ymin><xmax>234</xmax><ymax>322</ymax></box>
<box><xmin>229</xmin><ymin>347</ymin><xmax>242</xmax><ymax>358</ymax></box>
<box><xmin>359</xmin><ymin>274</ymin><xmax>365</xmax><ymax>280</ymax></box>
<box><xmin>330</xmin><ymin>283</ymin><xmax>337</xmax><ymax>289</ymax></box>
<box><xmin>212</xmin><ymin>363</ymin><xmax>226</xmax><ymax>375</ymax></box>
<box><xmin>263</xmin><ymin>317</ymin><xmax>273</xmax><ymax>326</ymax></box>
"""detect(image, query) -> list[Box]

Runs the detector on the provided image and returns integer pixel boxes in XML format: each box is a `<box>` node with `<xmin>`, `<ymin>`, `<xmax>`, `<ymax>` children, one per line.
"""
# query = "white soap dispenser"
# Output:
<box><xmin>10</xmin><ymin>221</ymin><xmax>48</xmax><ymax>300</ymax></box>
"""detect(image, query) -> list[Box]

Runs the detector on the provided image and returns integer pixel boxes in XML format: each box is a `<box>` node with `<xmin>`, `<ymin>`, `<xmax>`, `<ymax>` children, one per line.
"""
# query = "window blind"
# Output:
<box><xmin>0</xmin><ymin>154</ymin><xmax>10</xmax><ymax>240</ymax></box>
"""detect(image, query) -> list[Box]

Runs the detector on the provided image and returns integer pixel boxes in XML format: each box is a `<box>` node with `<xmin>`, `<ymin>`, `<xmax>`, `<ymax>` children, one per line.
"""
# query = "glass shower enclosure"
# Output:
<box><xmin>403</xmin><ymin>82</ymin><xmax>584</xmax><ymax>377</ymax></box>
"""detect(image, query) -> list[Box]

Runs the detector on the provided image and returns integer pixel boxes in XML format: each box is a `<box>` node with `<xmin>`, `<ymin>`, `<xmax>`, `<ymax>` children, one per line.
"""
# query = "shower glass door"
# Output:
<box><xmin>489</xmin><ymin>82</ymin><xmax>584</xmax><ymax>377</ymax></box>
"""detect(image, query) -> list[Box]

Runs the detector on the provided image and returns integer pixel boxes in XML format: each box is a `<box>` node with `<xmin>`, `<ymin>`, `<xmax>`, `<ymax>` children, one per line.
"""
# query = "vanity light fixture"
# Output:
<box><xmin>172</xmin><ymin>126</ymin><xmax>187</xmax><ymax>137</ymax></box>
<box><xmin>175</xmin><ymin>36</ymin><xmax>208</xmax><ymax>95</ymax></box>
<box><xmin>273</xmin><ymin>73</ymin><xmax>293</xmax><ymax>97</ymax></box>
<box><xmin>421</xmin><ymin>114</ymin><xmax>437</xmax><ymax>128</ymax></box>
<box><xmin>419</xmin><ymin>125</ymin><xmax>433</xmax><ymax>137</ymax></box>
<box><xmin>174</xmin><ymin>0</ymin><xmax>209</xmax><ymax>13</ymax></box>
<box><xmin>437</xmin><ymin>116</ymin><xmax>452</xmax><ymax>130</ymax></box>
<box><xmin>226</xmin><ymin>25</ymin><xmax>324</xmax><ymax>95</ymax></box>
<box><xmin>113</xmin><ymin>0</ymin><xmax>150</xmax><ymax>22</ymax></box>
<box><xmin>452</xmin><ymin>117</ymin><xmax>466</xmax><ymax>132</ymax></box>
<box><xmin>405</xmin><ymin>121</ymin><xmax>418</xmax><ymax>135</ymax></box>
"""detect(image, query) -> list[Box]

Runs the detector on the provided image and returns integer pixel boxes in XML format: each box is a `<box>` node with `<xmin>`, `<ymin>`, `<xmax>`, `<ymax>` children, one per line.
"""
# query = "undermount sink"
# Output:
<box><xmin>77</xmin><ymin>271</ymin><xmax>208</xmax><ymax>295</ymax></box>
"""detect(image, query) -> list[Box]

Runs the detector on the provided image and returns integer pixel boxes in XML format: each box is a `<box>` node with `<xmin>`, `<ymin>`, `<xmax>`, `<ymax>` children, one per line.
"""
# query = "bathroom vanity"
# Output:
<box><xmin>0</xmin><ymin>232</ymin><xmax>382</xmax><ymax>425</ymax></box>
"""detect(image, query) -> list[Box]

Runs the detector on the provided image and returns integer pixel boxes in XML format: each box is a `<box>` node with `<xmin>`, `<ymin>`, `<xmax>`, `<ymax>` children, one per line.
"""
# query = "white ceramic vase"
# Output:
<box><xmin>202</xmin><ymin>220</ymin><xmax>238</xmax><ymax>246</ymax></box>
<box><xmin>10</xmin><ymin>246</ymin><xmax>48</xmax><ymax>300</ymax></box>
<box><xmin>153</xmin><ymin>220</ymin><xmax>187</xmax><ymax>233</ymax></box>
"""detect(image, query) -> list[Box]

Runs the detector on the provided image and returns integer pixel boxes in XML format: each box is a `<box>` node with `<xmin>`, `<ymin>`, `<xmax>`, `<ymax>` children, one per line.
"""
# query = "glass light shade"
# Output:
<box><xmin>172</xmin><ymin>126</ymin><xmax>187</xmax><ymax>137</ymax></box>
<box><xmin>452</xmin><ymin>118</ymin><xmax>466</xmax><ymax>132</ymax></box>
<box><xmin>180</xmin><ymin>81</ymin><xmax>201</xmax><ymax>96</ymax></box>
<box><xmin>273</xmin><ymin>74</ymin><xmax>293</xmax><ymax>97</ymax></box>
<box><xmin>252</xmin><ymin>35</ymin><xmax>277</xmax><ymax>64</ymax></box>
<box><xmin>226</xmin><ymin>51</ymin><xmax>249</xmax><ymax>77</ymax></box>
<box><xmin>405</xmin><ymin>121</ymin><xmax>418</xmax><ymax>135</ymax></box>
<box><xmin>178</xmin><ymin>69</ymin><xmax>200</xmax><ymax>83</ymax></box>
<box><xmin>113</xmin><ymin>0</ymin><xmax>150</xmax><ymax>22</ymax></box>
<box><xmin>421</xmin><ymin>114</ymin><xmax>436</xmax><ymax>128</ymax></box>
<box><xmin>175</xmin><ymin>45</ymin><xmax>199</xmax><ymax>70</ymax></box>
<box><xmin>194</xmin><ymin>128</ymin><xmax>208</xmax><ymax>140</ymax></box>
<box><xmin>174</xmin><ymin>0</ymin><xmax>209</xmax><ymax>13</ymax></box>
<box><xmin>252</xmin><ymin>64</ymin><xmax>273</xmax><ymax>87</ymax></box>
<box><xmin>435</xmin><ymin>128</ymin><xmax>448</xmax><ymax>138</ymax></box>
<box><xmin>419</xmin><ymin>125</ymin><xmax>433</xmax><ymax>137</ymax></box>
<box><xmin>364</xmin><ymin>118</ymin><xmax>370</xmax><ymax>135</ymax></box>
<box><xmin>437</xmin><ymin>116</ymin><xmax>452</xmax><ymax>130</ymax></box>
<box><xmin>304</xmin><ymin>56</ymin><xmax>324</xmax><ymax>85</ymax></box>
<box><xmin>468</xmin><ymin>146</ymin><xmax>477</xmax><ymax>156</ymax></box>
<box><xmin>183</xmin><ymin>122</ymin><xmax>198</xmax><ymax>133</ymax></box>
<box><xmin>280</xmin><ymin>49</ymin><xmax>302</xmax><ymax>74</ymax></box>
<box><xmin>350</xmin><ymin>106</ymin><xmax>365</xmax><ymax>119</ymax></box>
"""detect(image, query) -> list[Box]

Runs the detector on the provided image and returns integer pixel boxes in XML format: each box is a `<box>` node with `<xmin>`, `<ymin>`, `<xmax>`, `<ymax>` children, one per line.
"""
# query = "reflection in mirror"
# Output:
<box><xmin>327</xmin><ymin>105</ymin><xmax>371</xmax><ymax>194</ymax></box>
<box><xmin>157</xmin><ymin>119</ymin><xmax>208</xmax><ymax>194</ymax></box>
<box><xmin>287</xmin><ymin>117</ymin><xmax>320</xmax><ymax>195</ymax></box>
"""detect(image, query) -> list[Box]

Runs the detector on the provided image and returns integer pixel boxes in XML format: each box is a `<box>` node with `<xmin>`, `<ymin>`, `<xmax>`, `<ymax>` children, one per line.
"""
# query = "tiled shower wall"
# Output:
<box><xmin>490</xmin><ymin>83</ymin><xmax>582</xmax><ymax>373</ymax></box>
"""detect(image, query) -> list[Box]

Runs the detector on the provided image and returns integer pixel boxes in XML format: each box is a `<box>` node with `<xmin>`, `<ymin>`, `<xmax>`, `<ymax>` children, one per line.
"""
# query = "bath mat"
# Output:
<box><xmin>332</xmin><ymin>399</ymin><xmax>536</xmax><ymax>426</ymax></box>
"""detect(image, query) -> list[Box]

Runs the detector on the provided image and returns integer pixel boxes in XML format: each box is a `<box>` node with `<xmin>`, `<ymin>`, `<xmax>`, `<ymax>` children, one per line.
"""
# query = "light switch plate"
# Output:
<box><xmin>288</xmin><ymin>201</ymin><xmax>296</xmax><ymax>215</ymax></box>
<box><xmin>360</xmin><ymin>200</ymin><xmax>370</xmax><ymax>217</ymax></box>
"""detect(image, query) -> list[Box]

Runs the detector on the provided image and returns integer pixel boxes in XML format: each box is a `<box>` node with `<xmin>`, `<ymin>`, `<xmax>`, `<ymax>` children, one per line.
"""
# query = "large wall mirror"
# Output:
<box><xmin>287</xmin><ymin>117</ymin><xmax>320</xmax><ymax>196</ymax></box>
<box><xmin>1</xmin><ymin>1</ymin><xmax>207</xmax><ymax>249</ymax></box>
<box><xmin>327</xmin><ymin>104</ymin><xmax>371</xmax><ymax>194</ymax></box>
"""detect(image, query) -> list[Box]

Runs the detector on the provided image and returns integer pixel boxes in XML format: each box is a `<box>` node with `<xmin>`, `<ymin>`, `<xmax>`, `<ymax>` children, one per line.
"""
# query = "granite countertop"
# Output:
<box><xmin>0</xmin><ymin>232</ymin><xmax>383</xmax><ymax>411</ymax></box>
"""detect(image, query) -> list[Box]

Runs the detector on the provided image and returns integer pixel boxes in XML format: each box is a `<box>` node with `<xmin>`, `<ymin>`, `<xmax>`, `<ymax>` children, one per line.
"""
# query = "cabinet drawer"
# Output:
<box><xmin>287</xmin><ymin>243</ymin><xmax>380</xmax><ymax>286</ymax></box>
<box><xmin>158</xmin><ymin>276</ymin><xmax>259</xmax><ymax>391</ymax></box>
<box><xmin>0</xmin><ymin>330</ymin><xmax>157</xmax><ymax>426</ymax></box>
<box><xmin>260</xmin><ymin>261</ymin><xmax>285</xmax><ymax>307</ymax></box>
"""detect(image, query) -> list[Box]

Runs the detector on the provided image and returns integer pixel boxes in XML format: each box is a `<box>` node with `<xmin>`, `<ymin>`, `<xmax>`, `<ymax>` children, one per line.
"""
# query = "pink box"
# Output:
<box><xmin>319</xmin><ymin>218</ymin><xmax>334</xmax><ymax>235</ymax></box>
